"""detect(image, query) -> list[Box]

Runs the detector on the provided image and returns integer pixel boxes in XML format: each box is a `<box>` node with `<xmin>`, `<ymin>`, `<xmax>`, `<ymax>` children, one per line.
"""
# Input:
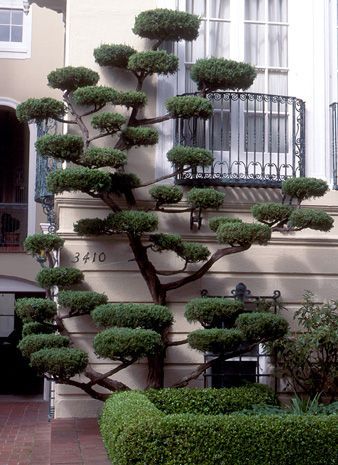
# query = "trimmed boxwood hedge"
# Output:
<box><xmin>100</xmin><ymin>391</ymin><xmax>338</xmax><ymax>465</ymax></box>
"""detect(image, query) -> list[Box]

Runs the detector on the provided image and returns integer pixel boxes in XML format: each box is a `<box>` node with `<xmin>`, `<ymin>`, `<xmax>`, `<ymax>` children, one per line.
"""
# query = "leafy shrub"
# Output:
<box><xmin>91</xmin><ymin>112</ymin><xmax>126</xmax><ymax>132</ymax></box>
<box><xmin>18</xmin><ymin>334</ymin><xmax>69</xmax><ymax>358</ymax></box>
<box><xmin>80</xmin><ymin>147</ymin><xmax>127</xmax><ymax>168</ymax></box>
<box><xmin>217</xmin><ymin>222</ymin><xmax>271</xmax><ymax>246</ymax></box>
<box><xmin>107</xmin><ymin>211</ymin><xmax>158</xmax><ymax>235</ymax></box>
<box><xmin>128</xmin><ymin>51</ymin><xmax>178</xmax><ymax>76</ymax></box>
<box><xmin>133</xmin><ymin>9</ymin><xmax>200</xmax><ymax>42</ymax></box>
<box><xmin>188</xmin><ymin>328</ymin><xmax>244</xmax><ymax>353</ymax></box>
<box><xmin>16</xmin><ymin>98</ymin><xmax>65</xmax><ymax>123</ymax></box>
<box><xmin>282</xmin><ymin>177</ymin><xmax>329</xmax><ymax>201</ymax></box>
<box><xmin>94</xmin><ymin>44</ymin><xmax>137</xmax><ymax>68</ymax></box>
<box><xmin>36</xmin><ymin>267</ymin><xmax>84</xmax><ymax>289</ymax></box>
<box><xmin>47</xmin><ymin>167</ymin><xmax>112</xmax><ymax>195</ymax></box>
<box><xmin>149</xmin><ymin>185</ymin><xmax>183</xmax><ymax>205</ymax></box>
<box><xmin>150</xmin><ymin>233</ymin><xmax>210</xmax><ymax>263</ymax></box>
<box><xmin>191</xmin><ymin>58</ymin><xmax>257</xmax><ymax>92</ymax></box>
<box><xmin>93</xmin><ymin>327</ymin><xmax>163</xmax><ymax>360</ymax></box>
<box><xmin>91</xmin><ymin>303</ymin><xmax>173</xmax><ymax>332</ymax></box>
<box><xmin>58</xmin><ymin>290</ymin><xmax>108</xmax><ymax>315</ymax></box>
<box><xmin>166</xmin><ymin>96</ymin><xmax>213</xmax><ymax>119</ymax></box>
<box><xmin>252</xmin><ymin>203</ymin><xmax>293</xmax><ymax>225</ymax></box>
<box><xmin>24</xmin><ymin>233</ymin><xmax>64</xmax><ymax>255</ymax></box>
<box><xmin>185</xmin><ymin>297</ymin><xmax>245</xmax><ymax>328</ymax></box>
<box><xmin>109</xmin><ymin>172</ymin><xmax>141</xmax><ymax>198</ymax></box>
<box><xmin>74</xmin><ymin>217</ymin><xmax>108</xmax><ymax>236</ymax></box>
<box><xmin>209</xmin><ymin>216</ymin><xmax>242</xmax><ymax>232</ymax></box>
<box><xmin>35</xmin><ymin>134</ymin><xmax>83</xmax><ymax>162</ymax></box>
<box><xmin>122</xmin><ymin>127</ymin><xmax>159</xmax><ymax>146</ymax></box>
<box><xmin>236</xmin><ymin>312</ymin><xmax>289</xmax><ymax>342</ymax></box>
<box><xmin>22</xmin><ymin>322</ymin><xmax>55</xmax><ymax>337</ymax></box>
<box><xmin>48</xmin><ymin>66</ymin><xmax>99</xmax><ymax>92</ymax></box>
<box><xmin>112</xmin><ymin>90</ymin><xmax>147</xmax><ymax>108</ymax></box>
<box><xmin>187</xmin><ymin>188</ymin><xmax>225</xmax><ymax>209</ymax></box>
<box><xmin>15</xmin><ymin>298</ymin><xmax>57</xmax><ymax>323</ymax></box>
<box><xmin>289</xmin><ymin>208</ymin><xmax>334</xmax><ymax>232</ymax></box>
<box><xmin>167</xmin><ymin>146</ymin><xmax>213</xmax><ymax>167</ymax></box>
<box><xmin>73</xmin><ymin>86</ymin><xmax>117</xmax><ymax>106</ymax></box>
<box><xmin>30</xmin><ymin>347</ymin><xmax>88</xmax><ymax>379</ymax></box>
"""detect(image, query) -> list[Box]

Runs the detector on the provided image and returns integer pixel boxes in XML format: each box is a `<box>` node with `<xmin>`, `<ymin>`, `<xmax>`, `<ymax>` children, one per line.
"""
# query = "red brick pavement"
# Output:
<box><xmin>0</xmin><ymin>401</ymin><xmax>110</xmax><ymax>465</ymax></box>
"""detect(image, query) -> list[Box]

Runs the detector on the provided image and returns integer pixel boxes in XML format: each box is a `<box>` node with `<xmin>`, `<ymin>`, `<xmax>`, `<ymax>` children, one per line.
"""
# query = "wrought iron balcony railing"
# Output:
<box><xmin>0</xmin><ymin>204</ymin><xmax>27</xmax><ymax>253</ymax></box>
<box><xmin>330</xmin><ymin>102</ymin><xmax>338</xmax><ymax>189</ymax></box>
<box><xmin>174</xmin><ymin>92</ymin><xmax>305</xmax><ymax>187</ymax></box>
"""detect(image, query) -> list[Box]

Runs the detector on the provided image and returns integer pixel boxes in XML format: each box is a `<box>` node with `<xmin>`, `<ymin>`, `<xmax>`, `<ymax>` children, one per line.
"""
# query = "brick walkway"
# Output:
<box><xmin>0</xmin><ymin>401</ymin><xmax>110</xmax><ymax>465</ymax></box>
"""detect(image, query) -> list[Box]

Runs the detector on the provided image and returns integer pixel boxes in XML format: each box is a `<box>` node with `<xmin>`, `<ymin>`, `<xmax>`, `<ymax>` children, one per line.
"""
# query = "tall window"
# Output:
<box><xmin>0</xmin><ymin>0</ymin><xmax>31</xmax><ymax>58</ymax></box>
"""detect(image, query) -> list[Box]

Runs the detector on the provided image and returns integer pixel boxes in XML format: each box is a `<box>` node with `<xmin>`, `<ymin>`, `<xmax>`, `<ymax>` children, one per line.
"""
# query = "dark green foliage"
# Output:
<box><xmin>91</xmin><ymin>303</ymin><xmax>173</xmax><ymax>332</ymax></box>
<box><xmin>133</xmin><ymin>9</ymin><xmax>200</xmax><ymax>42</ymax></box>
<box><xmin>91</xmin><ymin>112</ymin><xmax>126</xmax><ymax>133</ymax></box>
<box><xmin>185</xmin><ymin>297</ymin><xmax>245</xmax><ymax>328</ymax></box>
<box><xmin>122</xmin><ymin>126</ymin><xmax>159</xmax><ymax>147</ymax></box>
<box><xmin>18</xmin><ymin>334</ymin><xmax>69</xmax><ymax>358</ymax></box>
<box><xmin>217</xmin><ymin>222</ymin><xmax>271</xmax><ymax>246</ymax></box>
<box><xmin>36</xmin><ymin>267</ymin><xmax>84</xmax><ymax>289</ymax></box>
<box><xmin>191</xmin><ymin>58</ymin><xmax>257</xmax><ymax>92</ymax></box>
<box><xmin>48</xmin><ymin>66</ymin><xmax>99</xmax><ymax>92</ymax></box>
<box><xmin>166</xmin><ymin>96</ymin><xmax>213</xmax><ymax>119</ymax></box>
<box><xmin>22</xmin><ymin>322</ymin><xmax>55</xmax><ymax>337</ymax></box>
<box><xmin>109</xmin><ymin>173</ymin><xmax>141</xmax><ymax>200</ymax></box>
<box><xmin>80</xmin><ymin>147</ymin><xmax>127</xmax><ymax>168</ymax></box>
<box><xmin>74</xmin><ymin>217</ymin><xmax>108</xmax><ymax>236</ymax></box>
<box><xmin>47</xmin><ymin>167</ymin><xmax>112</xmax><ymax>195</ymax></box>
<box><xmin>167</xmin><ymin>146</ymin><xmax>213</xmax><ymax>167</ymax></box>
<box><xmin>150</xmin><ymin>233</ymin><xmax>210</xmax><ymax>263</ymax></box>
<box><xmin>188</xmin><ymin>328</ymin><xmax>244</xmax><ymax>353</ymax></box>
<box><xmin>149</xmin><ymin>185</ymin><xmax>183</xmax><ymax>205</ymax></box>
<box><xmin>252</xmin><ymin>203</ymin><xmax>293</xmax><ymax>225</ymax></box>
<box><xmin>112</xmin><ymin>90</ymin><xmax>147</xmax><ymax>108</ymax></box>
<box><xmin>15</xmin><ymin>298</ymin><xmax>57</xmax><ymax>323</ymax></box>
<box><xmin>282</xmin><ymin>177</ymin><xmax>329</xmax><ymax>201</ymax></box>
<box><xmin>24</xmin><ymin>233</ymin><xmax>64</xmax><ymax>255</ymax></box>
<box><xmin>145</xmin><ymin>384</ymin><xmax>277</xmax><ymax>414</ymax></box>
<box><xmin>16</xmin><ymin>98</ymin><xmax>65</xmax><ymax>123</ymax></box>
<box><xmin>107</xmin><ymin>211</ymin><xmax>158</xmax><ymax>235</ymax></box>
<box><xmin>30</xmin><ymin>347</ymin><xmax>88</xmax><ymax>379</ymax></box>
<box><xmin>93</xmin><ymin>327</ymin><xmax>163</xmax><ymax>360</ymax></box>
<box><xmin>236</xmin><ymin>312</ymin><xmax>288</xmax><ymax>342</ymax></box>
<box><xmin>35</xmin><ymin>134</ymin><xmax>83</xmax><ymax>162</ymax></box>
<box><xmin>58</xmin><ymin>290</ymin><xmax>108</xmax><ymax>315</ymax></box>
<box><xmin>209</xmin><ymin>216</ymin><xmax>243</xmax><ymax>233</ymax></box>
<box><xmin>128</xmin><ymin>51</ymin><xmax>178</xmax><ymax>76</ymax></box>
<box><xmin>187</xmin><ymin>188</ymin><xmax>225</xmax><ymax>209</ymax></box>
<box><xmin>94</xmin><ymin>44</ymin><xmax>137</xmax><ymax>68</ymax></box>
<box><xmin>289</xmin><ymin>208</ymin><xmax>334</xmax><ymax>232</ymax></box>
<box><xmin>73</xmin><ymin>86</ymin><xmax>117</xmax><ymax>106</ymax></box>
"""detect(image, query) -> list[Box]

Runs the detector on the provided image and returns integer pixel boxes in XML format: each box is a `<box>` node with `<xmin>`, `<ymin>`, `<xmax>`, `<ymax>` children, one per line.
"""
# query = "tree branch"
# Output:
<box><xmin>136</xmin><ymin>168</ymin><xmax>189</xmax><ymax>188</ymax></box>
<box><xmin>85</xmin><ymin>359</ymin><xmax>136</xmax><ymax>387</ymax></box>
<box><xmin>63</xmin><ymin>378</ymin><xmax>110</xmax><ymax>401</ymax></box>
<box><xmin>84</xmin><ymin>366</ymin><xmax>130</xmax><ymax>392</ymax></box>
<box><xmin>133</xmin><ymin>113</ymin><xmax>171</xmax><ymax>126</ymax></box>
<box><xmin>166</xmin><ymin>338</ymin><xmax>188</xmax><ymax>347</ymax></box>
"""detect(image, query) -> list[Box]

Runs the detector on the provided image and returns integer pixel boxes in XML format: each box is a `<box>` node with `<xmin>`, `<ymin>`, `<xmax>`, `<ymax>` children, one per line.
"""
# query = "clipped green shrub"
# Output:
<box><xmin>58</xmin><ymin>290</ymin><xmax>108</xmax><ymax>315</ymax></box>
<box><xmin>94</xmin><ymin>44</ymin><xmax>137</xmax><ymax>68</ymax></box>
<box><xmin>36</xmin><ymin>267</ymin><xmax>84</xmax><ymax>289</ymax></box>
<box><xmin>187</xmin><ymin>187</ymin><xmax>225</xmax><ymax>209</ymax></box>
<box><xmin>191</xmin><ymin>58</ymin><xmax>257</xmax><ymax>92</ymax></box>
<box><xmin>30</xmin><ymin>347</ymin><xmax>88</xmax><ymax>379</ymax></box>
<box><xmin>166</xmin><ymin>96</ymin><xmax>213</xmax><ymax>119</ymax></box>
<box><xmin>109</xmin><ymin>172</ymin><xmax>141</xmax><ymax>198</ymax></box>
<box><xmin>107</xmin><ymin>210</ymin><xmax>158</xmax><ymax>235</ymax></box>
<box><xmin>188</xmin><ymin>328</ymin><xmax>244</xmax><ymax>353</ymax></box>
<box><xmin>91</xmin><ymin>303</ymin><xmax>173</xmax><ymax>332</ymax></box>
<box><xmin>185</xmin><ymin>297</ymin><xmax>245</xmax><ymax>328</ymax></box>
<box><xmin>47</xmin><ymin>167</ymin><xmax>112</xmax><ymax>195</ymax></box>
<box><xmin>128</xmin><ymin>51</ymin><xmax>178</xmax><ymax>76</ymax></box>
<box><xmin>209</xmin><ymin>216</ymin><xmax>242</xmax><ymax>233</ymax></box>
<box><xmin>217</xmin><ymin>222</ymin><xmax>271</xmax><ymax>246</ymax></box>
<box><xmin>282</xmin><ymin>177</ymin><xmax>329</xmax><ymax>201</ymax></box>
<box><xmin>150</xmin><ymin>233</ymin><xmax>210</xmax><ymax>263</ymax></box>
<box><xmin>149</xmin><ymin>185</ymin><xmax>183</xmax><ymax>205</ymax></box>
<box><xmin>145</xmin><ymin>384</ymin><xmax>277</xmax><ymax>414</ymax></box>
<box><xmin>112</xmin><ymin>90</ymin><xmax>147</xmax><ymax>108</ymax></box>
<box><xmin>80</xmin><ymin>147</ymin><xmax>127</xmax><ymax>168</ymax></box>
<box><xmin>91</xmin><ymin>112</ymin><xmax>126</xmax><ymax>132</ymax></box>
<box><xmin>252</xmin><ymin>203</ymin><xmax>293</xmax><ymax>225</ymax></box>
<box><xmin>35</xmin><ymin>134</ymin><xmax>83</xmax><ymax>162</ymax></box>
<box><xmin>289</xmin><ymin>208</ymin><xmax>334</xmax><ymax>232</ymax></box>
<box><xmin>18</xmin><ymin>334</ymin><xmax>69</xmax><ymax>358</ymax></box>
<box><xmin>48</xmin><ymin>66</ymin><xmax>99</xmax><ymax>92</ymax></box>
<box><xmin>15</xmin><ymin>298</ymin><xmax>57</xmax><ymax>323</ymax></box>
<box><xmin>133</xmin><ymin>9</ymin><xmax>200</xmax><ymax>42</ymax></box>
<box><xmin>74</xmin><ymin>217</ymin><xmax>108</xmax><ymax>236</ymax></box>
<box><xmin>22</xmin><ymin>322</ymin><xmax>55</xmax><ymax>337</ymax></box>
<box><xmin>167</xmin><ymin>146</ymin><xmax>213</xmax><ymax>167</ymax></box>
<box><xmin>16</xmin><ymin>98</ymin><xmax>65</xmax><ymax>123</ymax></box>
<box><xmin>236</xmin><ymin>312</ymin><xmax>288</xmax><ymax>342</ymax></box>
<box><xmin>93</xmin><ymin>327</ymin><xmax>163</xmax><ymax>360</ymax></box>
<box><xmin>122</xmin><ymin>126</ymin><xmax>159</xmax><ymax>146</ymax></box>
<box><xmin>24</xmin><ymin>233</ymin><xmax>64</xmax><ymax>255</ymax></box>
<box><xmin>73</xmin><ymin>86</ymin><xmax>117</xmax><ymax>106</ymax></box>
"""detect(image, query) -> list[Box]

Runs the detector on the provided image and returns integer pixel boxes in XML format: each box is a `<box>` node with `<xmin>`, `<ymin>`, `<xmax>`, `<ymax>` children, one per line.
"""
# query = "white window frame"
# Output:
<box><xmin>0</xmin><ymin>0</ymin><xmax>32</xmax><ymax>59</ymax></box>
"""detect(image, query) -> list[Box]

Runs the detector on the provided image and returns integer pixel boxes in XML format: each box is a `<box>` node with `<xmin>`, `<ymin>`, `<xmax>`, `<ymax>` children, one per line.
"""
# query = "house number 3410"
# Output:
<box><xmin>72</xmin><ymin>252</ymin><xmax>106</xmax><ymax>264</ymax></box>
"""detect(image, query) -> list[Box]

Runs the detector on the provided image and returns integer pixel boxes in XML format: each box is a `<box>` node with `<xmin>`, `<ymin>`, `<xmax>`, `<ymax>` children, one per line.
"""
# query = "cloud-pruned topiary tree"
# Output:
<box><xmin>16</xmin><ymin>9</ymin><xmax>334</xmax><ymax>400</ymax></box>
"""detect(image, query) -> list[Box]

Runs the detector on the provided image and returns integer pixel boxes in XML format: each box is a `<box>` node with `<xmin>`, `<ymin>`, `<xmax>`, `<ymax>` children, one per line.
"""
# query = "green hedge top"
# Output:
<box><xmin>80</xmin><ymin>147</ymin><xmax>127</xmax><ymax>169</ymax></box>
<box><xmin>35</xmin><ymin>134</ymin><xmax>84</xmax><ymax>163</ymax></box>
<box><xmin>112</xmin><ymin>90</ymin><xmax>147</xmax><ymax>108</ymax></box>
<box><xmin>133</xmin><ymin>9</ymin><xmax>200</xmax><ymax>42</ymax></box>
<box><xmin>30</xmin><ymin>347</ymin><xmax>88</xmax><ymax>379</ymax></box>
<box><xmin>91</xmin><ymin>112</ymin><xmax>126</xmax><ymax>133</ymax></box>
<box><xmin>251</xmin><ymin>203</ymin><xmax>293</xmax><ymax>226</ymax></box>
<box><xmin>18</xmin><ymin>334</ymin><xmax>69</xmax><ymax>358</ymax></box>
<box><xmin>73</xmin><ymin>86</ymin><xmax>118</xmax><ymax>106</ymax></box>
<box><xmin>47</xmin><ymin>167</ymin><xmax>112</xmax><ymax>195</ymax></box>
<box><xmin>16</xmin><ymin>98</ymin><xmax>65</xmax><ymax>123</ymax></box>
<box><xmin>167</xmin><ymin>146</ymin><xmax>214</xmax><ymax>168</ymax></box>
<box><xmin>36</xmin><ymin>267</ymin><xmax>84</xmax><ymax>289</ymax></box>
<box><xmin>289</xmin><ymin>208</ymin><xmax>334</xmax><ymax>232</ymax></box>
<box><xmin>22</xmin><ymin>322</ymin><xmax>55</xmax><ymax>337</ymax></box>
<box><xmin>150</xmin><ymin>233</ymin><xmax>210</xmax><ymax>263</ymax></box>
<box><xmin>187</xmin><ymin>188</ymin><xmax>225</xmax><ymax>209</ymax></box>
<box><xmin>166</xmin><ymin>96</ymin><xmax>213</xmax><ymax>119</ymax></box>
<box><xmin>149</xmin><ymin>185</ymin><xmax>183</xmax><ymax>206</ymax></box>
<box><xmin>106</xmin><ymin>211</ymin><xmax>158</xmax><ymax>235</ymax></box>
<box><xmin>15</xmin><ymin>297</ymin><xmax>57</xmax><ymax>323</ymax></box>
<box><xmin>58</xmin><ymin>290</ymin><xmax>108</xmax><ymax>315</ymax></box>
<box><xmin>188</xmin><ymin>328</ymin><xmax>244</xmax><ymax>353</ymax></box>
<box><xmin>128</xmin><ymin>51</ymin><xmax>179</xmax><ymax>76</ymax></box>
<box><xmin>94</xmin><ymin>44</ymin><xmax>137</xmax><ymax>68</ymax></box>
<box><xmin>236</xmin><ymin>312</ymin><xmax>288</xmax><ymax>343</ymax></box>
<box><xmin>217</xmin><ymin>222</ymin><xmax>271</xmax><ymax>246</ymax></box>
<box><xmin>48</xmin><ymin>66</ymin><xmax>99</xmax><ymax>92</ymax></box>
<box><xmin>209</xmin><ymin>216</ymin><xmax>243</xmax><ymax>232</ymax></box>
<box><xmin>122</xmin><ymin>126</ymin><xmax>159</xmax><ymax>147</ymax></box>
<box><xmin>185</xmin><ymin>297</ymin><xmax>245</xmax><ymax>328</ymax></box>
<box><xmin>282</xmin><ymin>177</ymin><xmax>329</xmax><ymax>201</ymax></box>
<box><xmin>24</xmin><ymin>233</ymin><xmax>64</xmax><ymax>255</ymax></box>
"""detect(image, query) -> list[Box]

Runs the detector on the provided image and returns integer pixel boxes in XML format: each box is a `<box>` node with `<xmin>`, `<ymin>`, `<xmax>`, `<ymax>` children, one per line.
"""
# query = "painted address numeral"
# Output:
<box><xmin>72</xmin><ymin>252</ymin><xmax>106</xmax><ymax>264</ymax></box>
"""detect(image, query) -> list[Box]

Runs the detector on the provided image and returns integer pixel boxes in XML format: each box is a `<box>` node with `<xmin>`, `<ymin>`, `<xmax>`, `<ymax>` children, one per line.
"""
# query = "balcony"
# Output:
<box><xmin>330</xmin><ymin>102</ymin><xmax>338</xmax><ymax>189</ymax></box>
<box><xmin>0</xmin><ymin>204</ymin><xmax>28</xmax><ymax>253</ymax></box>
<box><xmin>174</xmin><ymin>92</ymin><xmax>305</xmax><ymax>187</ymax></box>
